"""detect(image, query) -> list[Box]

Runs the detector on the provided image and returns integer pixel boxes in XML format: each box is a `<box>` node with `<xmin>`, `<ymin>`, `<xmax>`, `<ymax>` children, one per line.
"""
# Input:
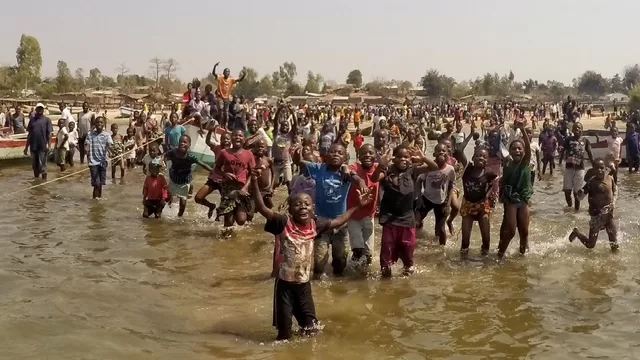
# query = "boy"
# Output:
<box><xmin>569</xmin><ymin>159</ymin><xmax>618</xmax><ymax>251</ymax></box>
<box><xmin>66</xmin><ymin>121</ymin><xmax>78</xmax><ymax>167</ymax></box>
<box><xmin>251</xmin><ymin>169</ymin><xmax>372</xmax><ymax>340</ymax></box>
<box><xmin>86</xmin><ymin>117</ymin><xmax>113</xmax><ymax>199</ymax></box>
<box><xmin>272</xmin><ymin>106</ymin><xmax>297</xmax><ymax>192</ymax></box>
<box><xmin>143</xmin><ymin>163</ymin><xmax>168</xmax><ymax>218</ymax></box>
<box><xmin>54</xmin><ymin>119</ymin><xmax>69</xmax><ymax>172</ymax></box>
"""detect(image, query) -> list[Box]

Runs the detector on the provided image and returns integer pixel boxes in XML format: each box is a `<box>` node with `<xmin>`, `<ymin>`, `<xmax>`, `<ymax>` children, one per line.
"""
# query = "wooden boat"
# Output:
<box><xmin>584</xmin><ymin>129</ymin><xmax>627</xmax><ymax>165</ymax></box>
<box><xmin>185</xmin><ymin>124</ymin><xmax>226</xmax><ymax>167</ymax></box>
<box><xmin>46</xmin><ymin>104</ymin><xmax>83</xmax><ymax>116</ymax></box>
<box><xmin>0</xmin><ymin>130</ymin><xmax>57</xmax><ymax>161</ymax></box>
<box><xmin>119</xmin><ymin>106</ymin><xmax>134</xmax><ymax>118</ymax></box>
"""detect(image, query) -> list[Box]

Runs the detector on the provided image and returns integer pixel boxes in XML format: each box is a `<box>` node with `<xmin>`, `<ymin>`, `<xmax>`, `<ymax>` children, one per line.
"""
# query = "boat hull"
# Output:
<box><xmin>119</xmin><ymin>106</ymin><xmax>134</xmax><ymax>118</ymax></box>
<box><xmin>185</xmin><ymin>125</ymin><xmax>225</xmax><ymax>167</ymax></box>
<box><xmin>0</xmin><ymin>134</ymin><xmax>57</xmax><ymax>161</ymax></box>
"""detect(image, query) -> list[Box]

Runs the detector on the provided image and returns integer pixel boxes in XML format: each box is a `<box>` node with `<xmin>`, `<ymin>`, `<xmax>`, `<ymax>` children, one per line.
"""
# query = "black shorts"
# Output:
<box><xmin>144</xmin><ymin>199</ymin><xmax>166</xmax><ymax>215</ymax></box>
<box><xmin>273</xmin><ymin>278</ymin><xmax>317</xmax><ymax>340</ymax></box>
<box><xmin>417</xmin><ymin>196</ymin><xmax>447</xmax><ymax>226</ymax></box>
<box><xmin>205</xmin><ymin>178</ymin><xmax>222</xmax><ymax>192</ymax></box>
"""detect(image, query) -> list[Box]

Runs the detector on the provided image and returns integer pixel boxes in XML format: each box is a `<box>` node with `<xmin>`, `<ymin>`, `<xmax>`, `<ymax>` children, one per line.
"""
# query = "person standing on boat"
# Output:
<box><xmin>212</xmin><ymin>63</ymin><xmax>246</xmax><ymax>130</ymax></box>
<box><xmin>77</xmin><ymin>102</ymin><xmax>95</xmax><ymax>164</ymax></box>
<box><xmin>23</xmin><ymin>103</ymin><xmax>53</xmax><ymax>181</ymax></box>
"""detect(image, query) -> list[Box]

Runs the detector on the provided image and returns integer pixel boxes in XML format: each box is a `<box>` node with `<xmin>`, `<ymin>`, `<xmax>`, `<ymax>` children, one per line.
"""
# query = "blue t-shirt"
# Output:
<box><xmin>306</xmin><ymin>163</ymin><xmax>351</xmax><ymax>219</ymax></box>
<box><xmin>165</xmin><ymin>125</ymin><xmax>186</xmax><ymax>150</ymax></box>
<box><xmin>87</xmin><ymin>131</ymin><xmax>114</xmax><ymax>166</ymax></box>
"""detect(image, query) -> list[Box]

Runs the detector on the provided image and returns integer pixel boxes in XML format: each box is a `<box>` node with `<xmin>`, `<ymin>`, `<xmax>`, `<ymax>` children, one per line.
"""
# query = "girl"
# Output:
<box><xmin>110</xmin><ymin>123</ymin><xmax>125</xmax><ymax>179</ymax></box>
<box><xmin>165</xmin><ymin>135</ymin><xmax>213</xmax><ymax>217</ymax></box>
<box><xmin>213</xmin><ymin>129</ymin><xmax>256</xmax><ymax>227</ymax></box>
<box><xmin>497</xmin><ymin>122</ymin><xmax>532</xmax><ymax>258</ymax></box>
<box><xmin>460</xmin><ymin>147</ymin><xmax>497</xmax><ymax>258</ymax></box>
<box><xmin>123</xmin><ymin>126</ymin><xmax>137</xmax><ymax>169</ymax></box>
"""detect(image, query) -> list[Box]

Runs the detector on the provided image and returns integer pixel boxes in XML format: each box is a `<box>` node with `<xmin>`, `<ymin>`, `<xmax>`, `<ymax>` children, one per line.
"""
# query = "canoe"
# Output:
<box><xmin>185</xmin><ymin>124</ymin><xmax>226</xmax><ymax>167</ymax></box>
<box><xmin>119</xmin><ymin>106</ymin><xmax>134</xmax><ymax>118</ymax></box>
<box><xmin>46</xmin><ymin>104</ymin><xmax>83</xmax><ymax>116</ymax></box>
<box><xmin>583</xmin><ymin>129</ymin><xmax>627</xmax><ymax>165</ymax></box>
<box><xmin>0</xmin><ymin>130</ymin><xmax>57</xmax><ymax>161</ymax></box>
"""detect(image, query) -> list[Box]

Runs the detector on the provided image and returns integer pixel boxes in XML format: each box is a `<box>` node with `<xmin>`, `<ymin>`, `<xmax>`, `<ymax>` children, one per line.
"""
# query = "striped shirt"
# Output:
<box><xmin>87</xmin><ymin>131</ymin><xmax>113</xmax><ymax>166</ymax></box>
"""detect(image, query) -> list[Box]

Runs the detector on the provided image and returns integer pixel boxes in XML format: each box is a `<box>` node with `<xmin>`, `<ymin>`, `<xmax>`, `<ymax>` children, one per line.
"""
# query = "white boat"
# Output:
<box><xmin>46</xmin><ymin>104</ymin><xmax>83</xmax><ymax>116</ymax></box>
<box><xmin>185</xmin><ymin>124</ymin><xmax>224</xmax><ymax>166</ymax></box>
<box><xmin>0</xmin><ymin>130</ymin><xmax>56</xmax><ymax>161</ymax></box>
<box><xmin>584</xmin><ymin>129</ymin><xmax>627</xmax><ymax>165</ymax></box>
<box><xmin>119</xmin><ymin>106</ymin><xmax>134</xmax><ymax>118</ymax></box>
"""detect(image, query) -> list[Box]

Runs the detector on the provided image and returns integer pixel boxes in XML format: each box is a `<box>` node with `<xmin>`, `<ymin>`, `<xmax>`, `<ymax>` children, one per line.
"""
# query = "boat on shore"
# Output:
<box><xmin>0</xmin><ymin>130</ymin><xmax>57</xmax><ymax>161</ymax></box>
<box><xmin>46</xmin><ymin>104</ymin><xmax>83</xmax><ymax>116</ymax></box>
<box><xmin>185</xmin><ymin>124</ymin><xmax>225</xmax><ymax>167</ymax></box>
<box><xmin>119</xmin><ymin>106</ymin><xmax>134</xmax><ymax>118</ymax></box>
<box><xmin>584</xmin><ymin>129</ymin><xmax>627</xmax><ymax>166</ymax></box>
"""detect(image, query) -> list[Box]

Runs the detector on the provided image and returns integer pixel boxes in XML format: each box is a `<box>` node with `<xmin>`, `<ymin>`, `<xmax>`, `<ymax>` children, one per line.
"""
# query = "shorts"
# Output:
<box><xmin>380</xmin><ymin>224</ymin><xmax>416</xmax><ymax>269</ymax></box>
<box><xmin>217</xmin><ymin>181</ymin><xmax>251</xmax><ymax>216</ymax></box>
<box><xmin>273</xmin><ymin>278</ymin><xmax>317</xmax><ymax>340</ymax></box>
<box><xmin>589</xmin><ymin>211</ymin><xmax>614</xmax><ymax>232</ymax></box>
<box><xmin>144</xmin><ymin>199</ymin><xmax>166</xmax><ymax>215</ymax></box>
<box><xmin>563</xmin><ymin>167</ymin><xmax>585</xmax><ymax>192</ymax></box>
<box><xmin>205</xmin><ymin>178</ymin><xmax>222</xmax><ymax>192</ymax></box>
<box><xmin>89</xmin><ymin>164</ymin><xmax>107</xmax><ymax>187</ymax></box>
<box><xmin>542</xmin><ymin>153</ymin><xmax>554</xmax><ymax>164</ymax></box>
<box><xmin>55</xmin><ymin>148</ymin><xmax>67</xmax><ymax>165</ymax></box>
<box><xmin>460</xmin><ymin>199</ymin><xmax>491</xmax><ymax>217</ymax></box>
<box><xmin>417</xmin><ymin>196</ymin><xmax>448</xmax><ymax>226</ymax></box>
<box><xmin>273</xmin><ymin>160</ymin><xmax>293</xmax><ymax>183</ymax></box>
<box><xmin>314</xmin><ymin>219</ymin><xmax>349</xmax><ymax>276</ymax></box>
<box><xmin>168</xmin><ymin>180</ymin><xmax>190</xmax><ymax>199</ymax></box>
<box><xmin>347</xmin><ymin>216</ymin><xmax>375</xmax><ymax>257</ymax></box>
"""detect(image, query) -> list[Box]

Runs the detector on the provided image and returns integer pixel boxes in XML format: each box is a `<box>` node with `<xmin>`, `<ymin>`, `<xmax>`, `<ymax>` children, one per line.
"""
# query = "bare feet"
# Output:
<box><xmin>446</xmin><ymin>219</ymin><xmax>454</xmax><ymax>235</ymax></box>
<box><xmin>569</xmin><ymin>228</ymin><xmax>579</xmax><ymax>242</ymax></box>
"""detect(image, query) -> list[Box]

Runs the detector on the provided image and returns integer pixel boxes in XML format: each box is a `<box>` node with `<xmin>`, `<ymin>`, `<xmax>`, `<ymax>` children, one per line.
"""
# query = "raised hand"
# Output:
<box><xmin>356</xmin><ymin>188</ymin><xmax>373</xmax><ymax>207</ymax></box>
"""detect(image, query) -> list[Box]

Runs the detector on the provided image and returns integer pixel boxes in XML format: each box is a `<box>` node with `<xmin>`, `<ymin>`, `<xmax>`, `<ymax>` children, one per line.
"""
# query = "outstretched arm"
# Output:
<box><xmin>252</xmin><ymin>172</ymin><xmax>277</xmax><ymax>221</ymax></box>
<box><xmin>237</xmin><ymin>70</ymin><xmax>246</xmax><ymax>83</ymax></box>
<box><xmin>212</xmin><ymin>62</ymin><xmax>219</xmax><ymax>79</ymax></box>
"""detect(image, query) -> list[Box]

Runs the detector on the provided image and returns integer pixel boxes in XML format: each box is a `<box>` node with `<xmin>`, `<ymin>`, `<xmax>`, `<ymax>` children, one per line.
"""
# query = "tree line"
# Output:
<box><xmin>3</xmin><ymin>34</ymin><xmax>640</xmax><ymax>107</ymax></box>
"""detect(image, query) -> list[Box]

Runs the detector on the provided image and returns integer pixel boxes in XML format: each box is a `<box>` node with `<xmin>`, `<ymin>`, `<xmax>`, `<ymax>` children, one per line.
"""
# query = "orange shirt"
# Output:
<box><xmin>216</xmin><ymin>77</ymin><xmax>238</xmax><ymax>100</ymax></box>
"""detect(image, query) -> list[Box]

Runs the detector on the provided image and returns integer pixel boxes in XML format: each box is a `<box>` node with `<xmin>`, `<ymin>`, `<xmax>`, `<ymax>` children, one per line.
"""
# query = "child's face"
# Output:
<box><xmin>69</xmin><ymin>122</ymin><xmax>75</xmax><ymax>131</ymax></box>
<box><xmin>393</xmin><ymin>148</ymin><xmax>411</xmax><ymax>170</ymax></box>
<box><xmin>221</xmin><ymin>133</ymin><xmax>232</xmax><ymax>147</ymax></box>
<box><xmin>254</xmin><ymin>139</ymin><xmax>267</xmax><ymax>156</ymax></box>
<box><xmin>95</xmin><ymin>118</ymin><xmax>104</xmax><ymax>132</ymax></box>
<box><xmin>111</xmin><ymin>124</ymin><xmax>118</xmax><ymax>134</ymax></box>
<box><xmin>327</xmin><ymin>144</ymin><xmax>346</xmax><ymax>167</ymax></box>
<box><xmin>441</xmin><ymin>139</ymin><xmax>453</xmax><ymax>156</ymax></box>
<box><xmin>231</xmin><ymin>130</ymin><xmax>244</xmax><ymax>148</ymax></box>
<box><xmin>302</xmin><ymin>145</ymin><xmax>314</xmax><ymax>161</ymax></box>
<box><xmin>593</xmin><ymin>160</ymin><xmax>607</xmax><ymax>179</ymax></box>
<box><xmin>433</xmin><ymin>144</ymin><xmax>448</xmax><ymax>165</ymax></box>
<box><xmin>358</xmin><ymin>145</ymin><xmax>375</xmax><ymax>168</ymax></box>
<box><xmin>170</xmin><ymin>113</ymin><xmax>178</xmax><ymax>125</ymax></box>
<box><xmin>288</xmin><ymin>193</ymin><xmax>313</xmax><ymax>224</ymax></box>
<box><xmin>127</xmin><ymin>128</ymin><xmax>135</xmax><ymax>137</ymax></box>
<box><xmin>280</xmin><ymin>121</ymin><xmax>290</xmax><ymax>133</ymax></box>
<box><xmin>149</xmin><ymin>146</ymin><xmax>159</xmax><ymax>158</ymax></box>
<box><xmin>57</xmin><ymin>119</ymin><xmax>64</xmax><ymax>128</ymax></box>
<box><xmin>178</xmin><ymin>136</ymin><xmax>190</xmax><ymax>151</ymax></box>
<box><xmin>472</xmin><ymin>149</ymin><xmax>488</xmax><ymax>168</ymax></box>
<box><xmin>509</xmin><ymin>141</ymin><xmax>524</xmax><ymax>161</ymax></box>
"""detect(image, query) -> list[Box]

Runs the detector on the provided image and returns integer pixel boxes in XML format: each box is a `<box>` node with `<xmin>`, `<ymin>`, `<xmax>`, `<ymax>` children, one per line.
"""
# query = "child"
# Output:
<box><xmin>294</xmin><ymin>143</ymin><xmax>367</xmax><ymax>278</ymax></box>
<box><xmin>110</xmin><ymin>123</ymin><xmax>125</xmax><ymax>179</ymax></box>
<box><xmin>372</xmin><ymin>145</ymin><xmax>436</xmax><ymax>277</ymax></box>
<box><xmin>569</xmin><ymin>158</ymin><xmax>618</xmax><ymax>251</ymax></box>
<box><xmin>272</xmin><ymin>106</ymin><xmax>297</xmax><ymax>192</ymax></box>
<box><xmin>142</xmin><ymin>143</ymin><xmax>166</xmax><ymax>175</ymax></box>
<box><xmin>347</xmin><ymin>144</ymin><xmax>380</xmax><ymax>267</ymax></box>
<box><xmin>123</xmin><ymin>127</ymin><xmax>137</xmax><ymax>169</ymax></box>
<box><xmin>85</xmin><ymin>117</ymin><xmax>113</xmax><ymax>199</ymax></box>
<box><xmin>66</xmin><ymin>121</ymin><xmax>78</xmax><ymax>167</ymax></box>
<box><xmin>560</xmin><ymin>122</ymin><xmax>593</xmax><ymax>211</ymax></box>
<box><xmin>353</xmin><ymin>128</ymin><xmax>364</xmax><ymax>153</ymax></box>
<box><xmin>539</xmin><ymin>126</ymin><xmax>557</xmax><ymax>176</ymax></box>
<box><xmin>251</xmin><ymin>169</ymin><xmax>372</xmax><ymax>341</ymax></box>
<box><xmin>526</xmin><ymin>128</ymin><xmax>541</xmax><ymax>186</ymax></box>
<box><xmin>415</xmin><ymin>143</ymin><xmax>456</xmax><ymax>245</ymax></box>
<box><xmin>142</xmin><ymin>163</ymin><xmax>168</xmax><ymax>218</ymax></box>
<box><xmin>213</xmin><ymin>129</ymin><xmax>256</xmax><ymax>226</ymax></box>
<box><xmin>497</xmin><ymin>122</ymin><xmax>532</xmax><ymax>258</ymax></box>
<box><xmin>54</xmin><ymin>119</ymin><xmax>69</xmax><ymax>172</ymax></box>
<box><xmin>252</xmin><ymin>138</ymin><xmax>275</xmax><ymax>209</ymax></box>
<box><xmin>194</xmin><ymin>130</ymin><xmax>230</xmax><ymax>219</ymax></box>
<box><xmin>165</xmin><ymin>135</ymin><xmax>213</xmax><ymax>217</ymax></box>
<box><xmin>460</xmin><ymin>148</ymin><xmax>497</xmax><ymax>258</ymax></box>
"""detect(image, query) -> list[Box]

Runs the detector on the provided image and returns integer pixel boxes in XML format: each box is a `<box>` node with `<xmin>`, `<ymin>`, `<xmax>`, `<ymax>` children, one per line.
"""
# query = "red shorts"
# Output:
<box><xmin>380</xmin><ymin>224</ymin><xmax>416</xmax><ymax>269</ymax></box>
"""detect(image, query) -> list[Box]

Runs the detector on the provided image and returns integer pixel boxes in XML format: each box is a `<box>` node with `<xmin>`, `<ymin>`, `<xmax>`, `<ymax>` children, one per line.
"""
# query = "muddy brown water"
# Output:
<box><xmin>1</xmin><ymin>142</ymin><xmax>640</xmax><ymax>360</ymax></box>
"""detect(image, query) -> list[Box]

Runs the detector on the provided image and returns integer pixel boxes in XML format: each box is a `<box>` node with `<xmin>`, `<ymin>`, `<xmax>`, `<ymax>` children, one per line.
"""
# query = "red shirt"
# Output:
<box><xmin>346</xmin><ymin>163</ymin><xmax>379</xmax><ymax>220</ymax></box>
<box><xmin>215</xmin><ymin>148</ymin><xmax>256</xmax><ymax>185</ymax></box>
<box><xmin>183</xmin><ymin>91</ymin><xmax>191</xmax><ymax>104</ymax></box>
<box><xmin>144</xmin><ymin>176</ymin><xmax>167</xmax><ymax>200</ymax></box>
<box><xmin>353</xmin><ymin>135</ymin><xmax>365</xmax><ymax>150</ymax></box>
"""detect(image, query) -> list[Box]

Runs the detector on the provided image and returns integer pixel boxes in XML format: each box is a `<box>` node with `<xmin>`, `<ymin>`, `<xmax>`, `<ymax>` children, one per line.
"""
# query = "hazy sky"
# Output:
<box><xmin>2</xmin><ymin>0</ymin><xmax>639</xmax><ymax>86</ymax></box>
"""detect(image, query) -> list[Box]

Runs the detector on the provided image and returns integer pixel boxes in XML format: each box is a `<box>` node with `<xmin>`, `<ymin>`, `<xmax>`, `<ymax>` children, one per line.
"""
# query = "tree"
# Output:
<box><xmin>629</xmin><ymin>85</ymin><xmax>640</xmax><ymax>111</ymax></box>
<box><xmin>577</xmin><ymin>71</ymin><xmax>607</xmax><ymax>97</ymax></box>
<box><xmin>102</xmin><ymin>76</ymin><xmax>117</xmax><ymax>88</ymax></box>
<box><xmin>278</xmin><ymin>62</ymin><xmax>297</xmax><ymax>88</ymax></box>
<box><xmin>608</xmin><ymin>74</ymin><xmax>625</xmax><ymax>93</ymax></box>
<box><xmin>149</xmin><ymin>57</ymin><xmax>163</xmax><ymax>89</ymax></box>
<box><xmin>0</xmin><ymin>66</ymin><xmax>18</xmax><ymax>94</ymax></box>
<box><xmin>508</xmin><ymin>70</ymin><xmax>515</xmax><ymax>82</ymax></box>
<box><xmin>419</xmin><ymin>69</ymin><xmax>445</xmax><ymax>97</ymax></box>
<box><xmin>87</xmin><ymin>68</ymin><xmax>102</xmax><ymax>88</ymax></box>
<box><xmin>547</xmin><ymin>80</ymin><xmax>566</xmax><ymax>100</ymax></box>
<box><xmin>55</xmin><ymin>60</ymin><xmax>73</xmax><ymax>92</ymax></box>
<box><xmin>74</xmin><ymin>68</ymin><xmax>85</xmax><ymax>89</ymax></box>
<box><xmin>15</xmin><ymin>34</ymin><xmax>42</xmax><ymax>90</ymax></box>
<box><xmin>623</xmin><ymin>64</ymin><xmax>640</xmax><ymax>91</ymax></box>
<box><xmin>256</xmin><ymin>76</ymin><xmax>275</xmax><ymax>96</ymax></box>
<box><xmin>233</xmin><ymin>67</ymin><xmax>260</xmax><ymax>99</ymax></box>
<box><xmin>284</xmin><ymin>82</ymin><xmax>304</xmax><ymax>97</ymax></box>
<box><xmin>346</xmin><ymin>69</ymin><xmax>363</xmax><ymax>88</ymax></box>
<box><xmin>304</xmin><ymin>71</ymin><xmax>323</xmax><ymax>94</ymax></box>
<box><xmin>162</xmin><ymin>58</ymin><xmax>179</xmax><ymax>81</ymax></box>
<box><xmin>116</xmin><ymin>63</ymin><xmax>130</xmax><ymax>79</ymax></box>
<box><xmin>523</xmin><ymin>79</ymin><xmax>537</xmax><ymax>94</ymax></box>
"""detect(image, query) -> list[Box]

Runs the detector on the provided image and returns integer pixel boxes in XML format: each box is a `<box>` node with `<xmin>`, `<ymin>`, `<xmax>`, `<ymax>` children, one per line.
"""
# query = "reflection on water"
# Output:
<box><xmin>1</xmin><ymin>155</ymin><xmax>640</xmax><ymax>359</ymax></box>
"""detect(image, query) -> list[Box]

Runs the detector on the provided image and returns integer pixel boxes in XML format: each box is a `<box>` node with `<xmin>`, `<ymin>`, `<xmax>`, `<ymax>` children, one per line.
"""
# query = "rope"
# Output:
<box><xmin>0</xmin><ymin>118</ymin><xmax>197</xmax><ymax>199</ymax></box>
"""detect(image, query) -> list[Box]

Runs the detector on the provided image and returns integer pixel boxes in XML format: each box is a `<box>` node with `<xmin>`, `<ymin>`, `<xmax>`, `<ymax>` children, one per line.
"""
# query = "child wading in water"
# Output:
<box><xmin>372</xmin><ymin>145</ymin><xmax>436</xmax><ymax>277</ymax></box>
<box><xmin>143</xmin><ymin>163</ymin><xmax>168</xmax><ymax>218</ymax></box>
<box><xmin>194</xmin><ymin>130</ymin><xmax>230</xmax><ymax>219</ymax></box>
<box><xmin>569</xmin><ymin>158</ymin><xmax>618</xmax><ymax>251</ymax></box>
<box><xmin>54</xmin><ymin>119</ymin><xmax>69</xmax><ymax>172</ymax></box>
<box><xmin>165</xmin><ymin>135</ymin><xmax>213</xmax><ymax>217</ymax></box>
<box><xmin>252</xmin><ymin>168</ymin><xmax>372</xmax><ymax>340</ymax></box>
<box><xmin>213</xmin><ymin>129</ymin><xmax>256</xmax><ymax>227</ymax></box>
<box><xmin>251</xmin><ymin>138</ymin><xmax>275</xmax><ymax>210</ymax></box>
<box><xmin>110</xmin><ymin>123</ymin><xmax>126</xmax><ymax>179</ymax></box>
<box><xmin>497</xmin><ymin>122</ymin><xmax>532</xmax><ymax>258</ymax></box>
<box><xmin>86</xmin><ymin>117</ymin><xmax>113</xmax><ymax>199</ymax></box>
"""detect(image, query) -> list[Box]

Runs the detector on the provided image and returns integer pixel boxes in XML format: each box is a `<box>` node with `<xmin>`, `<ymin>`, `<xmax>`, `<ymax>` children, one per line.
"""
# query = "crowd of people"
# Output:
<box><xmin>12</xmin><ymin>65</ymin><xmax>637</xmax><ymax>341</ymax></box>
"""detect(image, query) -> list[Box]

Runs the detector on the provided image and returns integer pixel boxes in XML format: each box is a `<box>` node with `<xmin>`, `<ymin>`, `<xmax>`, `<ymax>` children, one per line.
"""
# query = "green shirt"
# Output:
<box><xmin>500</xmin><ymin>161</ymin><xmax>532</xmax><ymax>204</ymax></box>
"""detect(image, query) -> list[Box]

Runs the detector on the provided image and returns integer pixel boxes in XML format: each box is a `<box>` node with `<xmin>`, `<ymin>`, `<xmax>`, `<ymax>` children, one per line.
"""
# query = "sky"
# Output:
<box><xmin>2</xmin><ymin>0</ymin><xmax>640</xmax><ymax>86</ymax></box>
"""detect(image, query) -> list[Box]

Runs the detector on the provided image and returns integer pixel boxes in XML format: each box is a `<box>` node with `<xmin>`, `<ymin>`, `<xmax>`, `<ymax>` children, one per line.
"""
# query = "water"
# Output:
<box><xmin>1</xmin><ymin>147</ymin><xmax>640</xmax><ymax>360</ymax></box>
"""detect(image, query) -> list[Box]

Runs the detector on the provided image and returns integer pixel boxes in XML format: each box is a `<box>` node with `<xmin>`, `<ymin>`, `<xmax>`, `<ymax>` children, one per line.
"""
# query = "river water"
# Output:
<box><xmin>1</xmin><ymin>140</ymin><xmax>640</xmax><ymax>360</ymax></box>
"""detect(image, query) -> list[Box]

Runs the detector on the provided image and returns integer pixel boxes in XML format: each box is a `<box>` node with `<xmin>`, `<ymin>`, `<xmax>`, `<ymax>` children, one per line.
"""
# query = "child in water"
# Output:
<box><xmin>213</xmin><ymin>129</ymin><xmax>256</xmax><ymax>227</ymax></box>
<box><xmin>54</xmin><ymin>119</ymin><xmax>69</xmax><ymax>172</ymax></box>
<box><xmin>193</xmin><ymin>130</ymin><xmax>230</xmax><ymax>219</ymax></box>
<box><xmin>142</xmin><ymin>163</ymin><xmax>168</xmax><ymax>218</ymax></box>
<box><xmin>165</xmin><ymin>135</ymin><xmax>213</xmax><ymax>217</ymax></box>
<box><xmin>110</xmin><ymin>123</ymin><xmax>125</xmax><ymax>179</ymax></box>
<box><xmin>251</xmin><ymin>168</ymin><xmax>372</xmax><ymax>340</ymax></box>
<box><xmin>252</xmin><ymin>138</ymin><xmax>275</xmax><ymax>210</ymax></box>
<box><xmin>569</xmin><ymin>158</ymin><xmax>618</xmax><ymax>251</ymax></box>
<box><xmin>123</xmin><ymin>127</ymin><xmax>137</xmax><ymax>169</ymax></box>
<box><xmin>86</xmin><ymin>117</ymin><xmax>113</xmax><ymax>199</ymax></box>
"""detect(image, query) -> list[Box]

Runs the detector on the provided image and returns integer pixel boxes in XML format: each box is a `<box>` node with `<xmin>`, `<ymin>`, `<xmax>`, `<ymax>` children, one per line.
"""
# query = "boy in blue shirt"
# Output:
<box><xmin>86</xmin><ymin>116</ymin><xmax>113</xmax><ymax>199</ymax></box>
